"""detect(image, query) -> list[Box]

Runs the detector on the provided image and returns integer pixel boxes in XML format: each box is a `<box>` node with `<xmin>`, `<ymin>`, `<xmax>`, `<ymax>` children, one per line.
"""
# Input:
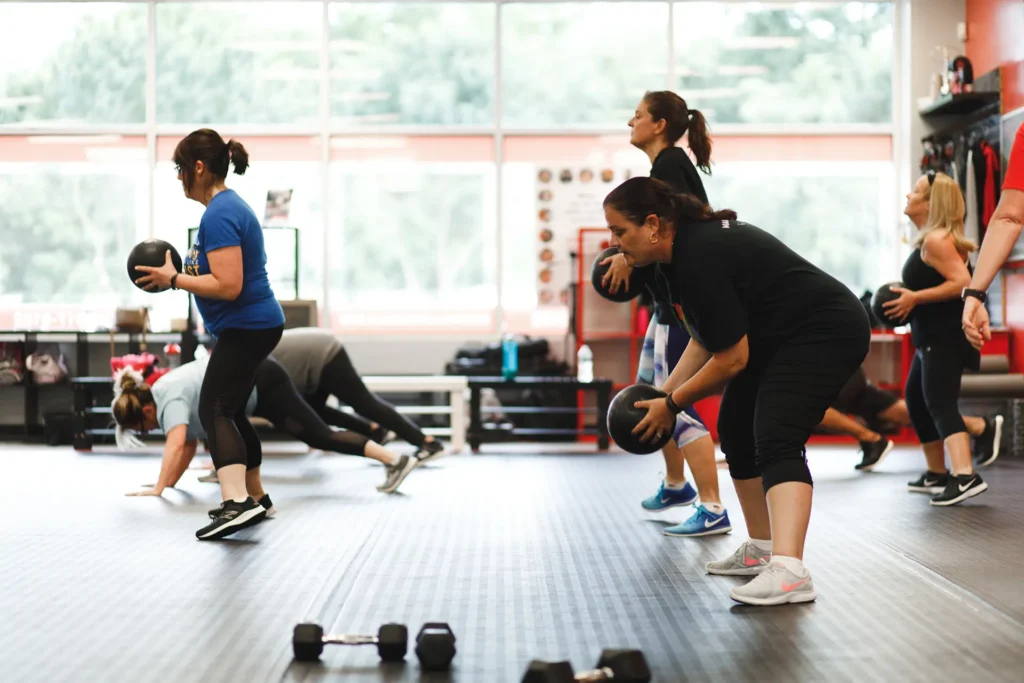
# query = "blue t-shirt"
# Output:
<box><xmin>152</xmin><ymin>358</ymin><xmax>257</xmax><ymax>441</ymax></box>
<box><xmin>182</xmin><ymin>189</ymin><xmax>285</xmax><ymax>337</ymax></box>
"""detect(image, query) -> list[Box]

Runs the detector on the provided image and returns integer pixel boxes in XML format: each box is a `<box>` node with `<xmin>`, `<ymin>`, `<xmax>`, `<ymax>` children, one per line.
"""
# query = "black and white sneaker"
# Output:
<box><xmin>414</xmin><ymin>440</ymin><xmax>445</xmax><ymax>464</ymax></box>
<box><xmin>908</xmin><ymin>471</ymin><xmax>949</xmax><ymax>494</ymax></box>
<box><xmin>973</xmin><ymin>415</ymin><xmax>1004</xmax><ymax>467</ymax></box>
<box><xmin>930</xmin><ymin>473</ymin><xmax>988</xmax><ymax>507</ymax></box>
<box><xmin>855</xmin><ymin>438</ymin><xmax>894</xmax><ymax>471</ymax></box>
<box><xmin>196</xmin><ymin>497</ymin><xmax>267</xmax><ymax>540</ymax></box>
<box><xmin>377</xmin><ymin>455</ymin><xmax>417</xmax><ymax>494</ymax></box>
<box><xmin>208</xmin><ymin>493</ymin><xmax>275</xmax><ymax>519</ymax></box>
<box><xmin>371</xmin><ymin>425</ymin><xmax>398</xmax><ymax>446</ymax></box>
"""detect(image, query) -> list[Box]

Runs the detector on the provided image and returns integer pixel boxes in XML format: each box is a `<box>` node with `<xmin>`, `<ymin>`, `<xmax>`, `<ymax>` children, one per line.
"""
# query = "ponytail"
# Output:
<box><xmin>111</xmin><ymin>367</ymin><xmax>153</xmax><ymax>449</ymax></box>
<box><xmin>686</xmin><ymin>109</ymin><xmax>713</xmax><ymax>175</ymax></box>
<box><xmin>226</xmin><ymin>139</ymin><xmax>249</xmax><ymax>175</ymax></box>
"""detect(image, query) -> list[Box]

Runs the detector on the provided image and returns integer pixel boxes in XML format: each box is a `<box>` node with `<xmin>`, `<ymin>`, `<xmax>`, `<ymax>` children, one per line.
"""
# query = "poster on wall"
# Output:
<box><xmin>534</xmin><ymin>164</ymin><xmax>647</xmax><ymax>309</ymax></box>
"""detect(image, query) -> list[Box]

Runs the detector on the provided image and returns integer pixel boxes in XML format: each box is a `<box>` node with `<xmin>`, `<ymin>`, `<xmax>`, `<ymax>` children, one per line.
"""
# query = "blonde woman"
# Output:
<box><xmin>881</xmin><ymin>170</ymin><xmax>986</xmax><ymax>505</ymax></box>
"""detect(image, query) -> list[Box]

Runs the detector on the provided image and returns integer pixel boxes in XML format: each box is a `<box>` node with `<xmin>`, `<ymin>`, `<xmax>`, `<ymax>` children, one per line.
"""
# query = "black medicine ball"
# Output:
<box><xmin>871</xmin><ymin>281</ymin><xmax>908</xmax><ymax>328</ymax></box>
<box><xmin>127</xmin><ymin>239</ymin><xmax>183</xmax><ymax>293</ymax></box>
<box><xmin>592</xmin><ymin>246</ymin><xmax>640</xmax><ymax>303</ymax></box>
<box><xmin>607</xmin><ymin>384</ymin><xmax>673</xmax><ymax>454</ymax></box>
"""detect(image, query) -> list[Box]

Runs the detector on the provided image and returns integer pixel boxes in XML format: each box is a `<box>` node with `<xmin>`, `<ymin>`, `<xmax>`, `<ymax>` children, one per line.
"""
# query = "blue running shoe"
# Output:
<box><xmin>641</xmin><ymin>481</ymin><xmax>697</xmax><ymax>512</ymax></box>
<box><xmin>664</xmin><ymin>504</ymin><xmax>732</xmax><ymax>537</ymax></box>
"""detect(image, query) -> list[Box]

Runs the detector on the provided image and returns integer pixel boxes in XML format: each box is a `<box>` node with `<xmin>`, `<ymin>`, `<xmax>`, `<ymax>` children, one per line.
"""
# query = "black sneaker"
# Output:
<box><xmin>930</xmin><ymin>473</ymin><xmax>988</xmax><ymax>507</ymax></box>
<box><xmin>414</xmin><ymin>439</ymin><xmax>445</xmax><ymax>463</ymax></box>
<box><xmin>907</xmin><ymin>471</ymin><xmax>949</xmax><ymax>494</ymax></box>
<box><xmin>973</xmin><ymin>415</ymin><xmax>1004</xmax><ymax>467</ymax></box>
<box><xmin>377</xmin><ymin>454</ymin><xmax>417</xmax><ymax>494</ymax></box>
<box><xmin>197</xmin><ymin>497</ymin><xmax>267</xmax><ymax>540</ymax></box>
<box><xmin>209</xmin><ymin>493</ymin><xmax>275</xmax><ymax>519</ymax></box>
<box><xmin>855</xmin><ymin>438</ymin><xmax>894</xmax><ymax>471</ymax></box>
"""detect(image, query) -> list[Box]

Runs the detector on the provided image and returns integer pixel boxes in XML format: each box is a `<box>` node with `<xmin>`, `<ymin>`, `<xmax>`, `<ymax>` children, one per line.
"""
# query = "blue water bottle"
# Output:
<box><xmin>501</xmin><ymin>333</ymin><xmax>519</xmax><ymax>381</ymax></box>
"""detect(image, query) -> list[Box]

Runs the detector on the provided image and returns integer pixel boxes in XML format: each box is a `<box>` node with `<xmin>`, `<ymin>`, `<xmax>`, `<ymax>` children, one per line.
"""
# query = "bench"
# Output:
<box><xmin>326</xmin><ymin>375</ymin><xmax>468</xmax><ymax>453</ymax></box>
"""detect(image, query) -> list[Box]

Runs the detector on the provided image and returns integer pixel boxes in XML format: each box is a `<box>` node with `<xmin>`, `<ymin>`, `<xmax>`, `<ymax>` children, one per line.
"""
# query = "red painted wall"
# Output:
<box><xmin>965</xmin><ymin>0</ymin><xmax>1024</xmax><ymax>111</ymax></box>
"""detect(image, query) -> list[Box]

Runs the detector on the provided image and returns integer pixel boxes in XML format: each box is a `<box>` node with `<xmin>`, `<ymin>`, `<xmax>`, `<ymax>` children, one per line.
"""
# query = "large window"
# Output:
<box><xmin>0</xmin><ymin>3</ymin><xmax>146</xmax><ymax>126</ymax></box>
<box><xmin>0</xmin><ymin>2</ymin><xmax>898</xmax><ymax>336</ymax></box>
<box><xmin>329</xmin><ymin>2</ymin><xmax>495</xmax><ymax>126</ymax></box>
<box><xmin>156</xmin><ymin>2</ymin><xmax>321</xmax><ymax>125</ymax></box>
<box><xmin>329</xmin><ymin>136</ymin><xmax>497</xmax><ymax>332</ymax></box>
<box><xmin>501</xmin><ymin>2</ymin><xmax>670</xmax><ymax>128</ymax></box>
<box><xmin>674</xmin><ymin>2</ymin><xmax>894</xmax><ymax>125</ymax></box>
<box><xmin>0</xmin><ymin>136</ymin><xmax>148</xmax><ymax>329</ymax></box>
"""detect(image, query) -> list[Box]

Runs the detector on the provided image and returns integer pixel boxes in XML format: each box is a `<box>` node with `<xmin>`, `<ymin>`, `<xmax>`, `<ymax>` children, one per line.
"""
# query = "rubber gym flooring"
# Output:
<box><xmin>1</xmin><ymin>442</ymin><xmax>1023</xmax><ymax>683</ymax></box>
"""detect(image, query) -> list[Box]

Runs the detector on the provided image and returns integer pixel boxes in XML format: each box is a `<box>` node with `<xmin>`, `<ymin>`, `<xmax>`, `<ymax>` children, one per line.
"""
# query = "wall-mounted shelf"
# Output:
<box><xmin>919</xmin><ymin>92</ymin><xmax>999</xmax><ymax>118</ymax></box>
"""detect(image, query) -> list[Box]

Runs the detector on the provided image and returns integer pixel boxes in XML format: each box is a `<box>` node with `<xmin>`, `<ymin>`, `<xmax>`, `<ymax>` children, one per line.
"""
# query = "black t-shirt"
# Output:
<box><xmin>639</xmin><ymin>147</ymin><xmax>708</xmax><ymax>324</ymax></box>
<box><xmin>657</xmin><ymin>218</ymin><xmax>865</xmax><ymax>361</ymax></box>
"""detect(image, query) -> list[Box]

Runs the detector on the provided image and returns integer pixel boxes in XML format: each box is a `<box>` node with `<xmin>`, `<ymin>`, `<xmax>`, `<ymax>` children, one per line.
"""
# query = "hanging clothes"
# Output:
<box><xmin>964</xmin><ymin>148</ymin><xmax>980</xmax><ymax>264</ymax></box>
<box><xmin>981</xmin><ymin>141</ymin><xmax>1000</xmax><ymax>226</ymax></box>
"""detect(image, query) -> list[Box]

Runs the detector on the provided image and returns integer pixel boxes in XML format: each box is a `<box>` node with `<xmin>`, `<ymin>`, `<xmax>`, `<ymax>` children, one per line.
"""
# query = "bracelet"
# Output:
<box><xmin>170</xmin><ymin>273</ymin><xmax>179</xmax><ymax>290</ymax></box>
<box><xmin>664</xmin><ymin>392</ymin><xmax>684</xmax><ymax>415</ymax></box>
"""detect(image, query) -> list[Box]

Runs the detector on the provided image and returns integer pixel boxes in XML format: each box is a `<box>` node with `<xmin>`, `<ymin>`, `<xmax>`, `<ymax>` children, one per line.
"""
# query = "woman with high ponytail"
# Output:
<box><xmin>597</xmin><ymin>91</ymin><xmax>729</xmax><ymax>538</ymax></box>
<box><xmin>132</xmin><ymin>128</ymin><xmax>285</xmax><ymax>541</ymax></box>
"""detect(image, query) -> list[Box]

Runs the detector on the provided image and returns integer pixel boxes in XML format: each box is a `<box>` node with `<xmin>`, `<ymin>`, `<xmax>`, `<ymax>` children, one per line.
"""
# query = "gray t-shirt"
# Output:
<box><xmin>270</xmin><ymin>328</ymin><xmax>343</xmax><ymax>395</ymax></box>
<box><xmin>152</xmin><ymin>358</ymin><xmax>257</xmax><ymax>441</ymax></box>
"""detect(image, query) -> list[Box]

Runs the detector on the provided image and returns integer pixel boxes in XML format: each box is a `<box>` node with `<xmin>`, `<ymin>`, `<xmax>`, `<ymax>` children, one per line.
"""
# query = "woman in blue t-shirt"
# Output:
<box><xmin>134</xmin><ymin>128</ymin><xmax>285</xmax><ymax>541</ymax></box>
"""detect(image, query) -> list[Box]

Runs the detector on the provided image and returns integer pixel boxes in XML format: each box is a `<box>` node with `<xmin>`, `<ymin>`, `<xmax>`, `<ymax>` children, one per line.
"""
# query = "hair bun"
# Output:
<box><xmin>120</xmin><ymin>375</ymin><xmax>136</xmax><ymax>392</ymax></box>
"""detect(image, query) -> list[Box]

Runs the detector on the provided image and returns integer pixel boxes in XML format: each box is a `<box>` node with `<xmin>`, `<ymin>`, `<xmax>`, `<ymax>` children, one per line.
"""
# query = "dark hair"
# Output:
<box><xmin>173</xmin><ymin>128</ymin><xmax>249</xmax><ymax>193</ymax></box>
<box><xmin>642</xmin><ymin>91</ymin><xmax>713</xmax><ymax>175</ymax></box>
<box><xmin>603</xmin><ymin>177</ymin><xmax>736</xmax><ymax>233</ymax></box>
<box><xmin>111</xmin><ymin>372</ymin><xmax>154</xmax><ymax>430</ymax></box>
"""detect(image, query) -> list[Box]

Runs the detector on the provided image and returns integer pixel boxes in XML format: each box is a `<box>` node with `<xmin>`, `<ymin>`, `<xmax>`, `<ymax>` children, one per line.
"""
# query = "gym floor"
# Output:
<box><xmin>1</xmin><ymin>443</ymin><xmax>1022</xmax><ymax>683</ymax></box>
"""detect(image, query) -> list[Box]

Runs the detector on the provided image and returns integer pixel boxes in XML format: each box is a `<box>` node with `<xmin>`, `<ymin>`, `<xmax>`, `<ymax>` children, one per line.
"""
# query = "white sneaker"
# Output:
<box><xmin>729</xmin><ymin>558</ymin><xmax>816</xmax><ymax>606</ymax></box>
<box><xmin>706</xmin><ymin>540</ymin><xmax>771</xmax><ymax>576</ymax></box>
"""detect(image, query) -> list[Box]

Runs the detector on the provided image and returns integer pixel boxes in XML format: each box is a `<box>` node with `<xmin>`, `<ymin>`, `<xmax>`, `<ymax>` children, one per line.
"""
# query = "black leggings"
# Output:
<box><xmin>719</xmin><ymin>334</ymin><xmax>869</xmax><ymax>492</ymax></box>
<box><xmin>199</xmin><ymin>326</ymin><xmax>283</xmax><ymax>471</ymax></box>
<box><xmin>905</xmin><ymin>344</ymin><xmax>967</xmax><ymax>443</ymax></box>
<box><xmin>309</xmin><ymin>347</ymin><xmax>427</xmax><ymax>447</ymax></box>
<box><xmin>254</xmin><ymin>357</ymin><xmax>369</xmax><ymax>457</ymax></box>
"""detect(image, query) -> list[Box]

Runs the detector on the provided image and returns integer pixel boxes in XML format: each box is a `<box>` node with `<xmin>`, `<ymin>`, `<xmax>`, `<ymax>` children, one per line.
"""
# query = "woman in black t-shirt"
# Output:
<box><xmin>881</xmin><ymin>171</ymin><xmax>987</xmax><ymax>506</ymax></box>
<box><xmin>600</xmin><ymin>91</ymin><xmax>730</xmax><ymax>537</ymax></box>
<box><xmin>604</xmin><ymin>177</ymin><xmax>870</xmax><ymax>607</ymax></box>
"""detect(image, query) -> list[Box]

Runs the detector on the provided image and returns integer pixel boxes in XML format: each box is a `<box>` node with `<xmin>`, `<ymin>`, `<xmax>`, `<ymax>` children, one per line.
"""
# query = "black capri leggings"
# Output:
<box><xmin>904</xmin><ymin>344</ymin><xmax>969</xmax><ymax>443</ymax></box>
<box><xmin>253</xmin><ymin>357</ymin><xmax>369</xmax><ymax>458</ymax></box>
<box><xmin>719</xmin><ymin>331</ymin><xmax>870</xmax><ymax>492</ymax></box>
<box><xmin>199</xmin><ymin>326</ymin><xmax>283</xmax><ymax>471</ymax></box>
<box><xmin>309</xmin><ymin>346</ymin><xmax>427</xmax><ymax>447</ymax></box>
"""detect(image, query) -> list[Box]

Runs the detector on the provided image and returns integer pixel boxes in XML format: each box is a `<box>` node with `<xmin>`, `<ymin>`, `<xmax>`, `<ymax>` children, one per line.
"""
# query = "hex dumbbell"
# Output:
<box><xmin>292</xmin><ymin>622</ymin><xmax>408</xmax><ymax>662</ymax></box>
<box><xmin>415</xmin><ymin>622</ymin><xmax>457</xmax><ymax>671</ymax></box>
<box><xmin>521</xmin><ymin>649</ymin><xmax>651</xmax><ymax>682</ymax></box>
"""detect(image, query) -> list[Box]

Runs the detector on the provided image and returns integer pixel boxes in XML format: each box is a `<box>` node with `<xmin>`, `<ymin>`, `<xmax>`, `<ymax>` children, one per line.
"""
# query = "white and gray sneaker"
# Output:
<box><xmin>377</xmin><ymin>454</ymin><xmax>417</xmax><ymax>493</ymax></box>
<box><xmin>706</xmin><ymin>540</ymin><xmax>772</xmax><ymax>576</ymax></box>
<box><xmin>729</xmin><ymin>558</ymin><xmax>816</xmax><ymax>606</ymax></box>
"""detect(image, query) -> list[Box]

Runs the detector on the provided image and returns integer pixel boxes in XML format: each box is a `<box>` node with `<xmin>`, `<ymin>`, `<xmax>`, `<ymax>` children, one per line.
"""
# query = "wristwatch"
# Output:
<box><xmin>961</xmin><ymin>287</ymin><xmax>987</xmax><ymax>303</ymax></box>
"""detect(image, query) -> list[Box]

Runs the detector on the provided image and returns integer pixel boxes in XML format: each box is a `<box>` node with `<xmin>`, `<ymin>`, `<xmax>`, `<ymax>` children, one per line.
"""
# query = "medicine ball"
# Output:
<box><xmin>127</xmin><ymin>239</ymin><xmax>183</xmax><ymax>293</ymax></box>
<box><xmin>871</xmin><ymin>281</ymin><xmax>908</xmax><ymax>328</ymax></box>
<box><xmin>592</xmin><ymin>246</ymin><xmax>640</xmax><ymax>303</ymax></box>
<box><xmin>607</xmin><ymin>384</ymin><xmax>673</xmax><ymax>454</ymax></box>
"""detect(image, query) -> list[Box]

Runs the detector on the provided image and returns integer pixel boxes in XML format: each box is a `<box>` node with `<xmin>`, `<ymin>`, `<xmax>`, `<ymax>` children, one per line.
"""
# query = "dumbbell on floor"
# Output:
<box><xmin>522</xmin><ymin>649</ymin><xmax>651</xmax><ymax>682</ymax></box>
<box><xmin>415</xmin><ymin>622</ymin><xmax>457</xmax><ymax>671</ymax></box>
<box><xmin>292</xmin><ymin>623</ymin><xmax>408</xmax><ymax>662</ymax></box>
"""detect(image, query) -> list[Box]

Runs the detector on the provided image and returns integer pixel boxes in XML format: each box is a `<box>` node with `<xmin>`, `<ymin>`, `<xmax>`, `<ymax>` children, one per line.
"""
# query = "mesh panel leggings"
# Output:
<box><xmin>311</xmin><ymin>347</ymin><xmax>427</xmax><ymax>447</ymax></box>
<box><xmin>254</xmin><ymin>357</ymin><xmax>369</xmax><ymax>456</ymax></box>
<box><xmin>199</xmin><ymin>326</ymin><xmax>283</xmax><ymax>471</ymax></box>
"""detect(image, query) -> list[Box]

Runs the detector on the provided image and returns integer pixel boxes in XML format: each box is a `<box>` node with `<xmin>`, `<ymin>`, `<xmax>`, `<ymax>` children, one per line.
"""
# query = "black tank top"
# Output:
<box><xmin>900</xmin><ymin>247</ymin><xmax>971</xmax><ymax>348</ymax></box>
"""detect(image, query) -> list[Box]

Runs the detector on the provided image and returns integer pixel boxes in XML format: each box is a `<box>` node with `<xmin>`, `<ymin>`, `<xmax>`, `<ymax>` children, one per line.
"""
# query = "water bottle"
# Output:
<box><xmin>501</xmin><ymin>333</ymin><xmax>519</xmax><ymax>381</ymax></box>
<box><xmin>577</xmin><ymin>343</ymin><xmax>594</xmax><ymax>383</ymax></box>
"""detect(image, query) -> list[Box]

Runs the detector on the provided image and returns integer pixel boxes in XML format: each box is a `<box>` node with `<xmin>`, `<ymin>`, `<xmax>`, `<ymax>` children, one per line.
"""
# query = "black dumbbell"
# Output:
<box><xmin>292</xmin><ymin>622</ymin><xmax>408</xmax><ymax>662</ymax></box>
<box><xmin>415</xmin><ymin>622</ymin><xmax>457</xmax><ymax>670</ymax></box>
<box><xmin>522</xmin><ymin>649</ymin><xmax>651</xmax><ymax>682</ymax></box>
